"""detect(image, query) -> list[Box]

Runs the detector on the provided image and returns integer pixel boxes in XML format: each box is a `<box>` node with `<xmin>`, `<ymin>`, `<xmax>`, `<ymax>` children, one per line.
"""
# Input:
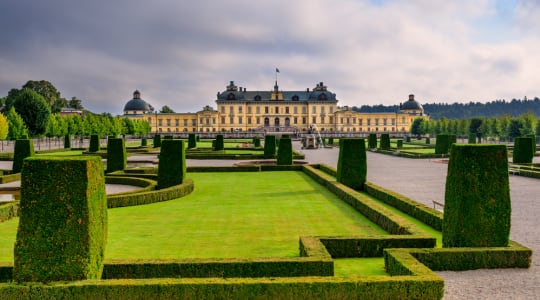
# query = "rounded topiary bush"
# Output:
<box><xmin>513</xmin><ymin>136</ymin><xmax>534</xmax><ymax>164</ymax></box>
<box><xmin>425</xmin><ymin>137</ymin><xmax>430</xmax><ymax>144</ymax></box>
<box><xmin>106</xmin><ymin>138</ymin><xmax>126</xmax><ymax>173</ymax></box>
<box><xmin>253</xmin><ymin>137</ymin><xmax>261</xmax><ymax>147</ymax></box>
<box><xmin>89</xmin><ymin>134</ymin><xmax>100</xmax><ymax>152</ymax></box>
<box><xmin>367</xmin><ymin>133</ymin><xmax>377</xmax><ymax>149</ymax></box>
<box><xmin>406</xmin><ymin>136</ymin><xmax>411</xmax><ymax>143</ymax></box>
<box><xmin>215</xmin><ymin>134</ymin><xmax>224</xmax><ymax>151</ymax></box>
<box><xmin>153</xmin><ymin>134</ymin><xmax>162</xmax><ymax>148</ymax></box>
<box><xmin>264</xmin><ymin>135</ymin><xmax>276</xmax><ymax>158</ymax></box>
<box><xmin>12</xmin><ymin>139</ymin><xmax>34</xmax><ymax>173</ymax></box>
<box><xmin>157</xmin><ymin>139</ymin><xmax>186</xmax><ymax>189</ymax></box>
<box><xmin>435</xmin><ymin>134</ymin><xmax>456</xmax><ymax>154</ymax></box>
<box><xmin>443</xmin><ymin>144</ymin><xmax>511</xmax><ymax>248</ymax></box>
<box><xmin>379</xmin><ymin>133</ymin><xmax>390</xmax><ymax>150</ymax></box>
<box><xmin>276</xmin><ymin>137</ymin><xmax>293</xmax><ymax>165</ymax></box>
<box><xmin>14</xmin><ymin>156</ymin><xmax>107</xmax><ymax>283</ymax></box>
<box><xmin>64</xmin><ymin>134</ymin><xmax>71</xmax><ymax>149</ymax></box>
<box><xmin>141</xmin><ymin>138</ymin><xmax>147</xmax><ymax>147</ymax></box>
<box><xmin>188</xmin><ymin>133</ymin><xmax>197</xmax><ymax>149</ymax></box>
<box><xmin>337</xmin><ymin>138</ymin><xmax>367</xmax><ymax>190</ymax></box>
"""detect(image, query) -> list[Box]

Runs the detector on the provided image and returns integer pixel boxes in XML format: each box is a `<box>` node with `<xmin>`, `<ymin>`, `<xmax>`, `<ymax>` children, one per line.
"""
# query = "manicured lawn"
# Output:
<box><xmin>400</xmin><ymin>148</ymin><xmax>437</xmax><ymax>154</ymax></box>
<box><xmin>36</xmin><ymin>150</ymin><xmax>84</xmax><ymax>156</ymax></box>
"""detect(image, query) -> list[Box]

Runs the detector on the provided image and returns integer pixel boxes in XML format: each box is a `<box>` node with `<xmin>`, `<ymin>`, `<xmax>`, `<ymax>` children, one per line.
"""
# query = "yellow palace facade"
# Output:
<box><xmin>123</xmin><ymin>81</ymin><xmax>428</xmax><ymax>137</ymax></box>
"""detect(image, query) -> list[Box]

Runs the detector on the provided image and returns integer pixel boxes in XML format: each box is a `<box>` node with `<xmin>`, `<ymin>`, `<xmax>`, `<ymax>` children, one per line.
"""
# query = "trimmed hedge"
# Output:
<box><xmin>107</xmin><ymin>179</ymin><xmax>194</xmax><ymax>208</ymax></box>
<box><xmin>12</xmin><ymin>139</ymin><xmax>34</xmax><ymax>173</ymax></box>
<box><xmin>336</xmin><ymin>138</ymin><xmax>366</xmax><ymax>190</ymax></box>
<box><xmin>253</xmin><ymin>137</ymin><xmax>261</xmax><ymax>147</ymax></box>
<box><xmin>188</xmin><ymin>134</ymin><xmax>197</xmax><ymax>149</ymax></box>
<box><xmin>513</xmin><ymin>136</ymin><xmax>534</xmax><ymax>164</ymax></box>
<box><xmin>263</xmin><ymin>135</ymin><xmax>276</xmax><ymax>158</ymax></box>
<box><xmin>396</xmin><ymin>139</ymin><xmax>403</xmax><ymax>149</ymax></box>
<box><xmin>367</xmin><ymin>133</ymin><xmax>377</xmax><ymax>149</ymax></box>
<box><xmin>214</xmin><ymin>134</ymin><xmax>224</xmax><ymax>151</ymax></box>
<box><xmin>379</xmin><ymin>133</ymin><xmax>390</xmax><ymax>150</ymax></box>
<box><xmin>320</xmin><ymin>236</ymin><xmax>435</xmax><ymax>258</ymax></box>
<box><xmin>434</xmin><ymin>134</ymin><xmax>456</xmax><ymax>154</ymax></box>
<box><xmin>443</xmin><ymin>144</ymin><xmax>511</xmax><ymax>247</ymax></box>
<box><xmin>89</xmin><ymin>134</ymin><xmax>100</xmax><ymax>152</ymax></box>
<box><xmin>153</xmin><ymin>134</ymin><xmax>161</xmax><ymax>148</ymax></box>
<box><xmin>0</xmin><ymin>202</ymin><xmax>19</xmax><ymax>223</ymax></box>
<box><xmin>328</xmin><ymin>138</ymin><xmax>334</xmax><ymax>145</ymax></box>
<box><xmin>164</xmin><ymin>135</ymin><xmax>173</xmax><ymax>140</ymax></box>
<box><xmin>425</xmin><ymin>137</ymin><xmax>430</xmax><ymax>144</ymax></box>
<box><xmin>14</xmin><ymin>156</ymin><xmax>107</xmax><ymax>282</ymax></box>
<box><xmin>157</xmin><ymin>140</ymin><xmax>186</xmax><ymax>189</ymax></box>
<box><xmin>106</xmin><ymin>138</ymin><xmax>126</xmax><ymax>173</ymax></box>
<box><xmin>64</xmin><ymin>134</ymin><xmax>71</xmax><ymax>149</ymax></box>
<box><xmin>276</xmin><ymin>137</ymin><xmax>293</xmax><ymax>165</ymax></box>
<box><xmin>141</xmin><ymin>138</ymin><xmax>147</xmax><ymax>147</ymax></box>
<box><xmin>406</xmin><ymin>136</ymin><xmax>411</xmax><ymax>143</ymax></box>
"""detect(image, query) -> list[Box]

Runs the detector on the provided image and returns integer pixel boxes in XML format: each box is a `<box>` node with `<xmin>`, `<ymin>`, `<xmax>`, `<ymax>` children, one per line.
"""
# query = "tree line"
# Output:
<box><xmin>354</xmin><ymin>97</ymin><xmax>540</xmax><ymax>120</ymax></box>
<box><xmin>0</xmin><ymin>80</ymin><xmax>151</xmax><ymax>140</ymax></box>
<box><xmin>410</xmin><ymin>113</ymin><xmax>539</xmax><ymax>142</ymax></box>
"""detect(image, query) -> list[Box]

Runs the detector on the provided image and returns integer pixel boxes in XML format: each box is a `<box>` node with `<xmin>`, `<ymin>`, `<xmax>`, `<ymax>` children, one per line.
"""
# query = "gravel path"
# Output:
<box><xmin>298</xmin><ymin>144</ymin><xmax>539</xmax><ymax>300</ymax></box>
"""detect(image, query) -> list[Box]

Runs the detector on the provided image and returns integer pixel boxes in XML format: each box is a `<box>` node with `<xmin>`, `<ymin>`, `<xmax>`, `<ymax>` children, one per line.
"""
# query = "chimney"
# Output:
<box><xmin>409</xmin><ymin>94</ymin><xmax>414</xmax><ymax>101</ymax></box>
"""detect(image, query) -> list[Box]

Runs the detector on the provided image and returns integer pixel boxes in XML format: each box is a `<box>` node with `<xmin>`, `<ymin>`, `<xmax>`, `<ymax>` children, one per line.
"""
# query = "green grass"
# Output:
<box><xmin>400</xmin><ymin>148</ymin><xmax>437</xmax><ymax>154</ymax></box>
<box><xmin>334</xmin><ymin>258</ymin><xmax>387</xmax><ymax>277</ymax></box>
<box><xmin>36</xmin><ymin>150</ymin><xmax>84</xmax><ymax>156</ymax></box>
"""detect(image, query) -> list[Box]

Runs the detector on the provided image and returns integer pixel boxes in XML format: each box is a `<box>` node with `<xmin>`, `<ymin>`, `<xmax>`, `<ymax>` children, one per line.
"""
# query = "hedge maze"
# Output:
<box><xmin>0</xmin><ymin>138</ymin><xmax>532</xmax><ymax>299</ymax></box>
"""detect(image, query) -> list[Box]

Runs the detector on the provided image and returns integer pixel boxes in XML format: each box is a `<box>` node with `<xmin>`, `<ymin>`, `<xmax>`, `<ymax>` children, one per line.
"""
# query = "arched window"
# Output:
<box><xmin>285</xmin><ymin>117</ymin><xmax>290</xmax><ymax>126</ymax></box>
<box><xmin>318</xmin><ymin>93</ymin><xmax>327</xmax><ymax>100</ymax></box>
<box><xmin>292</xmin><ymin>95</ymin><xmax>299</xmax><ymax>101</ymax></box>
<box><xmin>254</xmin><ymin>95</ymin><xmax>261</xmax><ymax>101</ymax></box>
<box><xmin>264</xmin><ymin>117</ymin><xmax>270</xmax><ymax>126</ymax></box>
<box><xmin>227</xmin><ymin>93</ymin><xmax>236</xmax><ymax>100</ymax></box>
<box><xmin>274</xmin><ymin>118</ymin><xmax>280</xmax><ymax>126</ymax></box>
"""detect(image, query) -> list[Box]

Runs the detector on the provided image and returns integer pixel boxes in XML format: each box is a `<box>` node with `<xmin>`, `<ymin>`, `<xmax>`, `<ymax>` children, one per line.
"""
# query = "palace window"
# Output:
<box><xmin>227</xmin><ymin>93</ymin><xmax>236</xmax><ymax>100</ymax></box>
<box><xmin>175</xmin><ymin>119</ymin><xmax>179</xmax><ymax>126</ymax></box>
<box><xmin>312</xmin><ymin>116</ymin><xmax>316</xmax><ymax>124</ymax></box>
<box><xmin>294</xmin><ymin>117</ymin><xmax>298</xmax><ymax>124</ymax></box>
<box><xmin>312</xmin><ymin>106</ymin><xmax>316</xmax><ymax>114</ymax></box>
<box><xmin>321</xmin><ymin>106</ymin><xmax>325</xmax><ymax>113</ymax></box>
<box><xmin>238</xmin><ymin>117</ymin><xmax>242</xmax><ymax>124</ymax></box>
<box><xmin>229</xmin><ymin>117</ymin><xmax>234</xmax><ymax>124</ymax></box>
<box><xmin>239</xmin><ymin>106</ymin><xmax>243</xmax><ymax>113</ymax></box>
<box><xmin>256</xmin><ymin>117</ymin><xmax>260</xmax><ymax>124</ymax></box>
<box><xmin>166</xmin><ymin>119</ymin><xmax>171</xmax><ymax>126</ymax></box>
<box><xmin>302</xmin><ymin>107</ymin><xmax>307</xmax><ymax>114</ymax></box>
<box><xmin>256</xmin><ymin>106</ymin><xmax>260</xmax><ymax>114</ymax></box>
<box><xmin>158</xmin><ymin>119</ymin><xmax>162</xmax><ymax>126</ymax></box>
<box><xmin>255</xmin><ymin>95</ymin><xmax>261</xmax><ymax>101</ymax></box>
<box><xmin>318</xmin><ymin>93</ymin><xmax>327</xmax><ymax>100</ymax></box>
<box><xmin>329</xmin><ymin>106</ymin><xmax>334</xmax><ymax>113</ymax></box>
<box><xmin>247</xmin><ymin>117</ymin><xmax>252</xmax><ymax>124</ymax></box>
<box><xmin>229</xmin><ymin>106</ymin><xmax>234</xmax><ymax>114</ymax></box>
<box><xmin>247</xmin><ymin>106</ymin><xmax>252</xmax><ymax>114</ymax></box>
<box><xmin>191</xmin><ymin>119</ymin><xmax>196</xmax><ymax>126</ymax></box>
<box><xmin>294</xmin><ymin>107</ymin><xmax>298</xmax><ymax>114</ymax></box>
<box><xmin>302</xmin><ymin>117</ymin><xmax>307</xmax><ymax>124</ymax></box>
<box><xmin>285</xmin><ymin>106</ymin><xmax>289</xmax><ymax>114</ymax></box>
<box><xmin>275</xmin><ymin>106</ymin><xmax>279</xmax><ymax>114</ymax></box>
<box><xmin>265</xmin><ymin>107</ymin><xmax>269</xmax><ymax>114</ymax></box>
<box><xmin>184</xmin><ymin>119</ymin><xmax>188</xmax><ymax>126</ymax></box>
<box><xmin>221</xmin><ymin>106</ymin><xmax>225</xmax><ymax>113</ymax></box>
<box><xmin>221</xmin><ymin>117</ymin><xmax>225</xmax><ymax>124</ymax></box>
<box><xmin>292</xmin><ymin>95</ymin><xmax>299</xmax><ymax>101</ymax></box>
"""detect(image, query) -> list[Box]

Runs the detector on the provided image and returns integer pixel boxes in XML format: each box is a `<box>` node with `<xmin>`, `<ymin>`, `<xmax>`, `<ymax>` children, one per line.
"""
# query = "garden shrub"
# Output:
<box><xmin>435</xmin><ymin>134</ymin><xmax>456</xmax><ymax>154</ymax></box>
<box><xmin>443</xmin><ymin>144</ymin><xmax>511</xmax><ymax>247</ymax></box>
<box><xmin>106</xmin><ymin>138</ymin><xmax>126</xmax><ymax>173</ymax></box>
<box><xmin>405</xmin><ymin>136</ymin><xmax>411</xmax><ymax>143</ymax></box>
<box><xmin>336</xmin><ymin>138</ymin><xmax>366</xmax><ymax>190</ymax></box>
<box><xmin>64</xmin><ymin>134</ymin><xmax>71</xmax><ymax>149</ymax></box>
<box><xmin>396</xmin><ymin>139</ymin><xmax>403</xmax><ymax>149</ymax></box>
<box><xmin>264</xmin><ymin>135</ymin><xmax>276</xmax><ymax>158</ymax></box>
<box><xmin>89</xmin><ymin>134</ymin><xmax>100</xmax><ymax>152</ymax></box>
<box><xmin>328</xmin><ymin>138</ymin><xmax>334</xmax><ymax>145</ymax></box>
<box><xmin>157</xmin><ymin>139</ymin><xmax>186</xmax><ymax>189</ymax></box>
<box><xmin>468</xmin><ymin>133</ymin><xmax>476</xmax><ymax>144</ymax></box>
<box><xmin>276</xmin><ymin>137</ymin><xmax>293</xmax><ymax>165</ymax></box>
<box><xmin>153</xmin><ymin>134</ymin><xmax>161</xmax><ymax>148</ymax></box>
<box><xmin>513</xmin><ymin>136</ymin><xmax>534</xmax><ymax>164</ymax></box>
<box><xmin>215</xmin><ymin>134</ymin><xmax>224</xmax><ymax>151</ymax></box>
<box><xmin>253</xmin><ymin>137</ymin><xmax>261</xmax><ymax>147</ymax></box>
<box><xmin>425</xmin><ymin>137</ymin><xmax>430</xmax><ymax>144</ymax></box>
<box><xmin>188</xmin><ymin>133</ymin><xmax>197</xmax><ymax>149</ymax></box>
<box><xmin>367</xmin><ymin>133</ymin><xmax>377</xmax><ymax>149</ymax></box>
<box><xmin>379</xmin><ymin>133</ymin><xmax>390</xmax><ymax>150</ymax></box>
<box><xmin>164</xmin><ymin>135</ymin><xmax>173</xmax><ymax>140</ymax></box>
<box><xmin>14</xmin><ymin>156</ymin><xmax>107</xmax><ymax>282</ymax></box>
<box><xmin>141</xmin><ymin>138</ymin><xmax>147</xmax><ymax>146</ymax></box>
<box><xmin>12</xmin><ymin>139</ymin><xmax>34</xmax><ymax>173</ymax></box>
<box><xmin>196</xmin><ymin>135</ymin><xmax>200</xmax><ymax>142</ymax></box>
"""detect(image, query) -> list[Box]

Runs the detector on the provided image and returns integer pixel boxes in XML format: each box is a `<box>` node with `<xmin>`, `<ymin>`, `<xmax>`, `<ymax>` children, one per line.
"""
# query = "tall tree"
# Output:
<box><xmin>410</xmin><ymin>118</ymin><xmax>426</xmax><ymax>138</ymax></box>
<box><xmin>68</xmin><ymin>97</ymin><xmax>84</xmax><ymax>109</ymax></box>
<box><xmin>3</xmin><ymin>88</ymin><xmax>21</xmax><ymax>113</ymax></box>
<box><xmin>0</xmin><ymin>113</ymin><xmax>8</xmax><ymax>140</ymax></box>
<box><xmin>13</xmin><ymin>89</ymin><xmax>51</xmax><ymax>136</ymax></box>
<box><xmin>6</xmin><ymin>107</ymin><xmax>28</xmax><ymax>140</ymax></box>
<box><xmin>22</xmin><ymin>80</ymin><xmax>61</xmax><ymax>112</ymax></box>
<box><xmin>469</xmin><ymin>118</ymin><xmax>483</xmax><ymax>142</ymax></box>
<box><xmin>160</xmin><ymin>105</ymin><xmax>175</xmax><ymax>113</ymax></box>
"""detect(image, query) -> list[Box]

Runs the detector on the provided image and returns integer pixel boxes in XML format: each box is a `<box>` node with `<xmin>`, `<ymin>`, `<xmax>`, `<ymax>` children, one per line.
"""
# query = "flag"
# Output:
<box><xmin>276</xmin><ymin>68</ymin><xmax>280</xmax><ymax>73</ymax></box>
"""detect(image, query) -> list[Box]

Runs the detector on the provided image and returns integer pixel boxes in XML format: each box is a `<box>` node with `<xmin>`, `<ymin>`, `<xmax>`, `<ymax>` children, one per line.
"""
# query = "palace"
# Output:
<box><xmin>123</xmin><ymin>81</ymin><xmax>428</xmax><ymax>137</ymax></box>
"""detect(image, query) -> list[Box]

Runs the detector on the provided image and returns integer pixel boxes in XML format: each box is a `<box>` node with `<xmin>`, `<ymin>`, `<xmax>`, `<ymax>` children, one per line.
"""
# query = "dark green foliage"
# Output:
<box><xmin>13</xmin><ymin>88</ymin><xmax>51</xmax><ymax>136</ymax></box>
<box><xmin>157</xmin><ymin>140</ymin><xmax>186</xmax><ymax>189</ymax></box>
<box><xmin>434</xmin><ymin>134</ymin><xmax>456</xmax><ymax>154</ymax></box>
<box><xmin>443</xmin><ymin>145</ymin><xmax>511</xmax><ymax>247</ymax></box>
<box><xmin>14</xmin><ymin>156</ymin><xmax>107</xmax><ymax>282</ymax></box>
<box><xmin>406</xmin><ymin>136</ymin><xmax>411</xmax><ymax>143</ymax></box>
<box><xmin>214</xmin><ymin>134</ymin><xmax>224</xmax><ymax>150</ymax></box>
<box><xmin>21</xmin><ymin>135</ymin><xmax>27</xmax><ymax>139</ymax></box>
<box><xmin>336</xmin><ymin>139</ymin><xmax>366</xmax><ymax>190</ymax></box>
<box><xmin>141</xmin><ymin>138</ymin><xmax>147</xmax><ymax>146</ymax></box>
<box><xmin>468</xmin><ymin>133</ymin><xmax>476</xmax><ymax>144</ymax></box>
<box><xmin>153</xmin><ymin>134</ymin><xmax>161</xmax><ymax>148</ymax></box>
<box><xmin>379</xmin><ymin>134</ymin><xmax>390</xmax><ymax>150</ymax></box>
<box><xmin>396</xmin><ymin>139</ymin><xmax>403</xmax><ymax>149</ymax></box>
<box><xmin>164</xmin><ymin>135</ymin><xmax>173</xmax><ymax>140</ymax></box>
<box><xmin>321</xmin><ymin>236</ymin><xmax>435</xmax><ymax>258</ymax></box>
<box><xmin>196</xmin><ymin>135</ymin><xmax>200</xmax><ymax>142</ymax></box>
<box><xmin>188</xmin><ymin>133</ymin><xmax>196</xmax><ymax>149</ymax></box>
<box><xmin>108</xmin><ymin>179</ymin><xmax>194</xmax><ymax>208</ymax></box>
<box><xmin>525</xmin><ymin>134</ymin><xmax>536</xmax><ymax>155</ymax></box>
<box><xmin>263</xmin><ymin>135</ymin><xmax>276</xmax><ymax>158</ymax></box>
<box><xmin>276</xmin><ymin>137</ymin><xmax>293</xmax><ymax>165</ymax></box>
<box><xmin>328</xmin><ymin>138</ymin><xmax>334</xmax><ymax>145</ymax></box>
<box><xmin>12</xmin><ymin>139</ymin><xmax>34</xmax><ymax>173</ymax></box>
<box><xmin>513</xmin><ymin>137</ymin><xmax>534</xmax><ymax>164</ymax></box>
<box><xmin>89</xmin><ymin>134</ymin><xmax>100</xmax><ymax>152</ymax></box>
<box><xmin>64</xmin><ymin>134</ymin><xmax>71</xmax><ymax>149</ymax></box>
<box><xmin>367</xmin><ymin>133</ymin><xmax>377</xmax><ymax>149</ymax></box>
<box><xmin>253</xmin><ymin>137</ymin><xmax>261</xmax><ymax>147</ymax></box>
<box><xmin>106</xmin><ymin>138</ymin><xmax>126</xmax><ymax>173</ymax></box>
<box><xmin>425</xmin><ymin>137</ymin><xmax>430</xmax><ymax>144</ymax></box>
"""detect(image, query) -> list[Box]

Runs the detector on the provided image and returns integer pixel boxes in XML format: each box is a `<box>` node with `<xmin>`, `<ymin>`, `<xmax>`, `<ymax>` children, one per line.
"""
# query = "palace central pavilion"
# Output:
<box><xmin>123</xmin><ymin>81</ymin><xmax>428</xmax><ymax>136</ymax></box>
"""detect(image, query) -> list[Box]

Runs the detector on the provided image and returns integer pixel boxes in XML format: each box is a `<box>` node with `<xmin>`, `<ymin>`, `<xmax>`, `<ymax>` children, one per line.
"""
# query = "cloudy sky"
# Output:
<box><xmin>1</xmin><ymin>0</ymin><xmax>539</xmax><ymax>114</ymax></box>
